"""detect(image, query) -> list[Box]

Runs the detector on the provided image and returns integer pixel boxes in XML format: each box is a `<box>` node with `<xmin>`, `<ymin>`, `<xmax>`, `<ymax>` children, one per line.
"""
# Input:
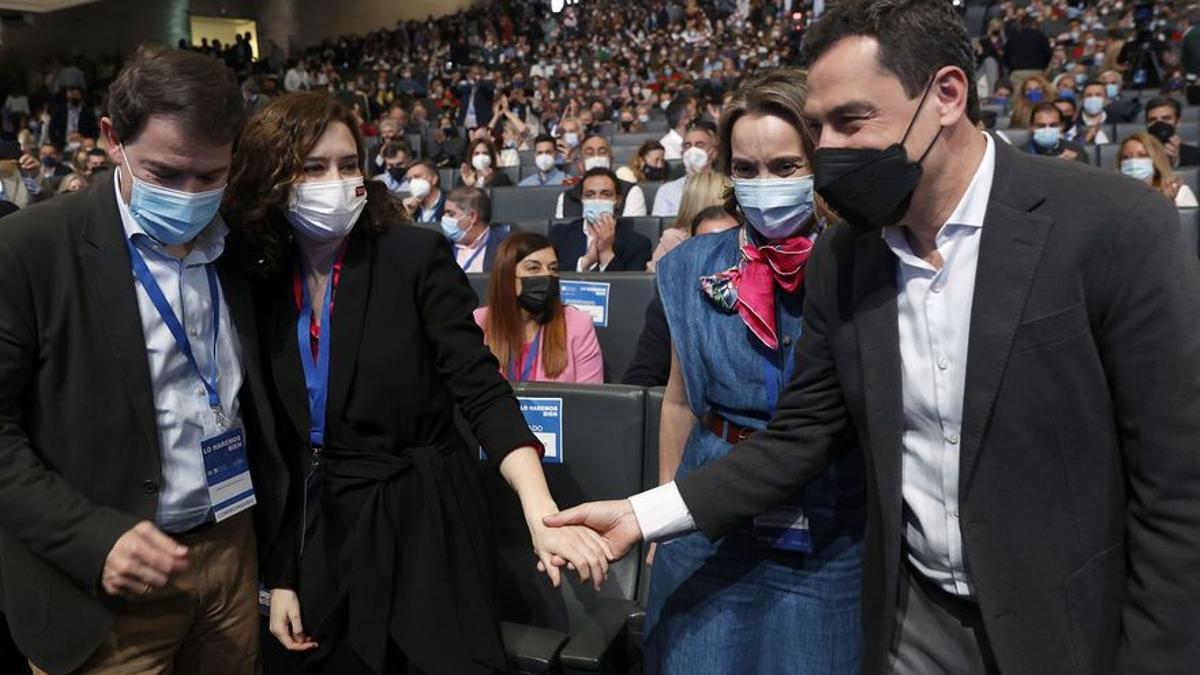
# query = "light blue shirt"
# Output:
<box><xmin>113</xmin><ymin>170</ymin><xmax>245</xmax><ymax>532</ymax></box>
<box><xmin>518</xmin><ymin>169</ymin><xmax>567</xmax><ymax>187</ymax></box>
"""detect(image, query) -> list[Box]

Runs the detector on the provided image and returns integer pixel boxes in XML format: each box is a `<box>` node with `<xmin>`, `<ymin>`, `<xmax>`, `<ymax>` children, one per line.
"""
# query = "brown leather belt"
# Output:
<box><xmin>703</xmin><ymin>411</ymin><xmax>757</xmax><ymax>444</ymax></box>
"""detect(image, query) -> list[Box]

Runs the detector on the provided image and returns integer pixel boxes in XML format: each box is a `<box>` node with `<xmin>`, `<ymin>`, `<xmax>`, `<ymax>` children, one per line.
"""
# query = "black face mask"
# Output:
<box><xmin>1148</xmin><ymin>120</ymin><xmax>1176</xmax><ymax>145</ymax></box>
<box><xmin>643</xmin><ymin>165</ymin><xmax>668</xmax><ymax>181</ymax></box>
<box><xmin>517</xmin><ymin>275</ymin><xmax>560</xmax><ymax>321</ymax></box>
<box><xmin>388</xmin><ymin>166</ymin><xmax>407</xmax><ymax>182</ymax></box>
<box><xmin>813</xmin><ymin>80</ymin><xmax>942</xmax><ymax>232</ymax></box>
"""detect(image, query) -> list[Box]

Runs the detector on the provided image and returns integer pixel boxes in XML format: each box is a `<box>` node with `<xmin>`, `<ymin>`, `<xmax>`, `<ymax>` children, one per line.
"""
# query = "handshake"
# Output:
<box><xmin>535</xmin><ymin>499</ymin><xmax>644</xmax><ymax>588</ymax></box>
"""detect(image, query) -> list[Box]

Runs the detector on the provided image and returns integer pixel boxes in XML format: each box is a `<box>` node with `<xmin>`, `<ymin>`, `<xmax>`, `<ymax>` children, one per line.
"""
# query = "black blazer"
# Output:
<box><xmin>676</xmin><ymin>141</ymin><xmax>1200</xmax><ymax>673</ymax></box>
<box><xmin>0</xmin><ymin>181</ymin><xmax>287</xmax><ymax>673</ymax></box>
<box><xmin>453</xmin><ymin>79</ymin><xmax>495</xmax><ymax>128</ymax></box>
<box><xmin>550</xmin><ymin>218</ymin><xmax>652</xmax><ymax>272</ymax></box>
<box><xmin>621</xmin><ymin>292</ymin><xmax>671</xmax><ymax>387</ymax></box>
<box><xmin>1179</xmin><ymin>142</ymin><xmax>1200</xmax><ymax>167</ymax></box>
<box><xmin>256</xmin><ymin>221</ymin><xmax>536</xmax><ymax>673</ymax></box>
<box><xmin>48</xmin><ymin>102</ymin><xmax>99</xmax><ymax>147</ymax></box>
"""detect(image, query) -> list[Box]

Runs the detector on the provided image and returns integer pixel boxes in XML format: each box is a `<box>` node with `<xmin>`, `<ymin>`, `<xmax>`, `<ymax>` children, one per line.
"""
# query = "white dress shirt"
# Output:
<box><xmin>630</xmin><ymin>133</ymin><xmax>996</xmax><ymax>599</ymax></box>
<box><xmin>651</xmin><ymin>175</ymin><xmax>687</xmax><ymax>217</ymax></box>
<box><xmin>554</xmin><ymin>185</ymin><xmax>648</xmax><ymax>219</ymax></box>
<box><xmin>114</xmin><ymin>170</ymin><xmax>245</xmax><ymax>533</ymax></box>
<box><xmin>659</xmin><ymin>128</ymin><xmax>684</xmax><ymax>160</ymax></box>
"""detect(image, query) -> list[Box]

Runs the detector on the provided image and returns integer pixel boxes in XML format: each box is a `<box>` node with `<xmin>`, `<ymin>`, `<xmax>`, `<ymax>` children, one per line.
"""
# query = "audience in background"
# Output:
<box><xmin>475</xmin><ymin>232</ymin><xmax>603</xmax><ymax>383</ymax></box>
<box><xmin>649</xmin><ymin>169</ymin><xmax>730</xmax><ymax>272</ymax></box>
<box><xmin>1145</xmin><ymin>96</ymin><xmax>1200</xmax><ymax>168</ymax></box>
<box><xmin>460</xmin><ymin>137</ymin><xmax>512</xmax><ymax>188</ymax></box>
<box><xmin>1118</xmin><ymin>132</ymin><xmax>1199</xmax><ymax>207</ymax></box>
<box><xmin>442</xmin><ymin>185</ymin><xmax>509</xmax><ymax>273</ymax></box>
<box><xmin>659</xmin><ymin>96</ymin><xmax>695</xmax><ymax>161</ymax></box>
<box><xmin>374</xmin><ymin>140</ymin><xmax>413</xmax><ymax>194</ymax></box>
<box><xmin>555</xmin><ymin>135</ymin><xmax>648</xmax><ymax>218</ymax></box>
<box><xmin>653</xmin><ymin>120</ymin><xmax>719</xmax><ymax>217</ymax></box>
<box><xmin>1077</xmin><ymin>80</ymin><xmax>1114</xmax><ymax>144</ymax></box>
<box><xmin>1008</xmin><ymin>74</ymin><xmax>1053</xmax><ymax>129</ymax></box>
<box><xmin>1024</xmin><ymin>101</ymin><xmax>1090</xmax><ymax>163</ymax></box>
<box><xmin>519</xmin><ymin>134</ymin><xmax>568</xmax><ymax>187</ymax></box>
<box><xmin>401</xmin><ymin>159</ymin><xmax>447</xmax><ymax>222</ymax></box>
<box><xmin>618</xmin><ymin>141</ymin><xmax>668</xmax><ymax>184</ymax></box>
<box><xmin>550</xmin><ymin>167</ymin><xmax>652</xmax><ymax>272</ymax></box>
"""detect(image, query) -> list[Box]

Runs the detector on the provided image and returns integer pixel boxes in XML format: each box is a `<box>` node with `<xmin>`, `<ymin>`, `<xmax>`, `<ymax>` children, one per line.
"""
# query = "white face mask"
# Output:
<box><xmin>583</xmin><ymin>156</ymin><xmax>611</xmax><ymax>171</ymax></box>
<box><xmin>535</xmin><ymin>153</ymin><xmax>557</xmax><ymax>172</ymax></box>
<box><xmin>471</xmin><ymin>153</ymin><xmax>492</xmax><ymax>171</ymax></box>
<box><xmin>408</xmin><ymin>177</ymin><xmax>432</xmax><ymax>199</ymax></box>
<box><xmin>287</xmin><ymin>177</ymin><xmax>368</xmax><ymax>242</ymax></box>
<box><xmin>1120</xmin><ymin>157</ymin><xmax>1155</xmax><ymax>182</ymax></box>
<box><xmin>682</xmin><ymin>146</ymin><xmax>710</xmax><ymax>173</ymax></box>
<box><xmin>563</xmin><ymin>132</ymin><xmax>580</xmax><ymax>148</ymax></box>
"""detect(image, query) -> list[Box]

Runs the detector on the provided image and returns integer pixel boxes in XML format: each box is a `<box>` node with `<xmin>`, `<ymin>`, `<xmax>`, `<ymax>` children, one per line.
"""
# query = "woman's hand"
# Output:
<box><xmin>528</xmin><ymin>517</ymin><xmax>614</xmax><ymax>591</ymax></box>
<box><xmin>460</xmin><ymin>162</ymin><xmax>476</xmax><ymax>185</ymax></box>
<box><xmin>269</xmin><ymin>589</ymin><xmax>319</xmax><ymax>652</ymax></box>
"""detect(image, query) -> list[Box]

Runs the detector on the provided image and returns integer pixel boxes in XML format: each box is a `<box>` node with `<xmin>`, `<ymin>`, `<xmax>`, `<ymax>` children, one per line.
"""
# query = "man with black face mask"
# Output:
<box><xmin>543</xmin><ymin>1</ymin><xmax>1200</xmax><ymax>673</ymax></box>
<box><xmin>1145</xmin><ymin>96</ymin><xmax>1200</xmax><ymax>168</ymax></box>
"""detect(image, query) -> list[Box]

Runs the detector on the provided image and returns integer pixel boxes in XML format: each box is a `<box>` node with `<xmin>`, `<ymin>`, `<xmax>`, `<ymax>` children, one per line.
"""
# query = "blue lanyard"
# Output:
<box><xmin>125</xmin><ymin>239</ymin><xmax>225</xmax><ymax>423</ymax></box>
<box><xmin>509</xmin><ymin>329</ymin><xmax>542</xmax><ymax>382</ymax></box>
<box><xmin>460</xmin><ymin>232</ymin><xmax>490</xmax><ymax>271</ymax></box>
<box><xmin>762</xmin><ymin>337</ymin><xmax>797</xmax><ymax>416</ymax></box>
<box><xmin>297</xmin><ymin>266</ymin><xmax>334</xmax><ymax>449</ymax></box>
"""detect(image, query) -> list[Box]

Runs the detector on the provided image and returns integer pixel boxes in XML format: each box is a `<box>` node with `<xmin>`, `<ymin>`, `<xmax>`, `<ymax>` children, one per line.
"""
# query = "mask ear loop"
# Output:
<box><xmin>899</xmin><ymin>75</ymin><xmax>945</xmax><ymax>164</ymax></box>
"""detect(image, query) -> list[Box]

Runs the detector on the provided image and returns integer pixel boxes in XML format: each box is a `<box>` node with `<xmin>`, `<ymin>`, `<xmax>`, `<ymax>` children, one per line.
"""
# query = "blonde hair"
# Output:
<box><xmin>1118</xmin><ymin>132</ymin><xmax>1176</xmax><ymax>194</ymax></box>
<box><xmin>1009</xmin><ymin>74</ymin><xmax>1054</xmax><ymax>129</ymax></box>
<box><xmin>670</xmin><ymin>169</ymin><xmax>730</xmax><ymax>232</ymax></box>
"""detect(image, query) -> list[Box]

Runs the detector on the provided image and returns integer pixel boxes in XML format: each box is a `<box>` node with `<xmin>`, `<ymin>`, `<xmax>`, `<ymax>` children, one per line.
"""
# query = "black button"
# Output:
<box><xmin>142</xmin><ymin>480</ymin><xmax>158</xmax><ymax>495</ymax></box>
<box><xmin>782</xmin><ymin>336</ymin><xmax>793</xmax><ymax>347</ymax></box>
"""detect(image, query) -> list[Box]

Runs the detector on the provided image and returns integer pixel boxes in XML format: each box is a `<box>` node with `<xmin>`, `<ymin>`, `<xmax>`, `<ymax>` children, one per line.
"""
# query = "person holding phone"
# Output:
<box><xmin>0</xmin><ymin>142</ymin><xmax>45</xmax><ymax>209</ymax></box>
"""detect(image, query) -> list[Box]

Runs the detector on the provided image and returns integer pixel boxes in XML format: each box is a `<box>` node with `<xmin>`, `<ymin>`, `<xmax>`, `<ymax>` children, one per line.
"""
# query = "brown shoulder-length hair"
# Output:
<box><xmin>222</xmin><ymin>92</ymin><xmax>406</xmax><ymax>276</ymax></box>
<box><xmin>467</xmin><ymin>137</ymin><xmax>499</xmax><ymax>167</ymax></box>
<box><xmin>717</xmin><ymin>68</ymin><xmax>834</xmax><ymax>232</ymax></box>
<box><xmin>484</xmin><ymin>232</ymin><xmax>568</xmax><ymax>380</ymax></box>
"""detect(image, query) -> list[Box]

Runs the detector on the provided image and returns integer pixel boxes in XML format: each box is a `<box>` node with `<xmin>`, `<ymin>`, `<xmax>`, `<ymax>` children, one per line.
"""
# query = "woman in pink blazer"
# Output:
<box><xmin>474</xmin><ymin>232</ymin><xmax>604</xmax><ymax>383</ymax></box>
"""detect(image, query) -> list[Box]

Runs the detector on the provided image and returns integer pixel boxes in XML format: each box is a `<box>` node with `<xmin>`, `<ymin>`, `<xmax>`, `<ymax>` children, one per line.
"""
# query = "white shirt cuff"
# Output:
<box><xmin>628</xmin><ymin>482</ymin><xmax>695</xmax><ymax>542</ymax></box>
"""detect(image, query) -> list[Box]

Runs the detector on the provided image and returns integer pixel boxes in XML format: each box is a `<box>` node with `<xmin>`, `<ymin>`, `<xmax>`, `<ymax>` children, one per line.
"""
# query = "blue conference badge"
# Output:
<box><xmin>560</xmin><ymin>280</ymin><xmax>611</xmax><ymax>327</ymax></box>
<box><xmin>202</xmin><ymin>426</ymin><xmax>257</xmax><ymax>521</ymax></box>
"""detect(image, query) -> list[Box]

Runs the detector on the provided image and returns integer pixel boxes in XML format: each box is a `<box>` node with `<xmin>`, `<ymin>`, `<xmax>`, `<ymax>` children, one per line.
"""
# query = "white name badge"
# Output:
<box><xmin>202</xmin><ymin>426</ymin><xmax>257</xmax><ymax>522</ymax></box>
<box><xmin>753</xmin><ymin>503</ymin><xmax>812</xmax><ymax>553</ymax></box>
<box><xmin>560</xmin><ymin>280</ymin><xmax>611</xmax><ymax>327</ymax></box>
<box><xmin>480</xmin><ymin>396</ymin><xmax>565</xmax><ymax>464</ymax></box>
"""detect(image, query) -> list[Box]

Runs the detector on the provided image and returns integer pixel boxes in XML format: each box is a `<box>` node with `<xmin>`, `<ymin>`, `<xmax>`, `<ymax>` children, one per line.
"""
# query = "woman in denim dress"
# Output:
<box><xmin>644</xmin><ymin>69</ymin><xmax>867</xmax><ymax>674</ymax></box>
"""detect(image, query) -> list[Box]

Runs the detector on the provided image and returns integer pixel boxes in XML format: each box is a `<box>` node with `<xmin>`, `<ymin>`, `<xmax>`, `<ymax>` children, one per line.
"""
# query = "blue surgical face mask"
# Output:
<box><xmin>1105</xmin><ymin>83</ymin><xmax>1120</xmax><ymax>99</ymax></box>
<box><xmin>1033</xmin><ymin>127</ymin><xmax>1062</xmax><ymax>150</ymax></box>
<box><xmin>121</xmin><ymin>146</ymin><xmax>224</xmax><ymax>245</ymax></box>
<box><xmin>1057</xmin><ymin>89</ymin><xmax>1076</xmax><ymax>101</ymax></box>
<box><xmin>1075</xmin><ymin>73</ymin><xmax>1088</xmax><ymax>86</ymax></box>
<box><xmin>440</xmin><ymin>214</ymin><xmax>465</xmax><ymax>242</ymax></box>
<box><xmin>581</xmin><ymin>199</ymin><xmax>615</xmax><ymax>223</ymax></box>
<box><xmin>733</xmin><ymin>175</ymin><xmax>815</xmax><ymax>240</ymax></box>
<box><xmin>1082</xmin><ymin>95</ymin><xmax>1106</xmax><ymax>116</ymax></box>
<box><xmin>1025</xmin><ymin>89</ymin><xmax>1045</xmax><ymax>103</ymax></box>
<box><xmin>1120</xmin><ymin>157</ymin><xmax>1155</xmax><ymax>182</ymax></box>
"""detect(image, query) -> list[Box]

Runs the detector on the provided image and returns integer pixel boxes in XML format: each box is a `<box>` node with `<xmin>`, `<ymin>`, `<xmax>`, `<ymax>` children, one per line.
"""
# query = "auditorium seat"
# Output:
<box><xmin>1111</xmin><ymin>123</ymin><xmax>1144</xmax><ymax>145</ymax></box>
<box><xmin>995</xmin><ymin>128</ymin><xmax>1030</xmax><ymax>148</ymax></box>
<box><xmin>611</xmin><ymin>131</ymin><xmax>666</xmax><ymax>147</ymax></box>
<box><xmin>493</xmin><ymin>185</ymin><xmax>564</xmax><ymax>222</ymax></box>
<box><xmin>1096</xmin><ymin>142</ymin><xmax>1122</xmax><ymax>169</ymax></box>
<box><xmin>509</xmin><ymin>219</ymin><xmax>552</xmax><ymax>238</ymax></box>
<box><xmin>465</xmin><ymin>382</ymin><xmax>648</xmax><ymax>674</ymax></box>
<box><xmin>1175</xmin><ymin>166</ymin><xmax>1199</xmax><ymax>195</ymax></box>
<box><xmin>439</xmin><ymin>167</ymin><xmax>459</xmax><ymax>191</ymax></box>
<box><xmin>639</xmin><ymin>181</ymin><xmax>664</xmax><ymax>211</ymax></box>
<box><xmin>1180</xmin><ymin>107</ymin><xmax>1200</xmax><ymax>124</ymax></box>
<box><xmin>628</xmin><ymin>386</ymin><xmax>665</xmax><ymax>655</ymax></box>
<box><xmin>612</xmin><ymin>144</ymin><xmax>639</xmax><ymax>166</ymax></box>
<box><xmin>501</xmin><ymin>165</ymin><xmax>521</xmax><ymax>185</ymax></box>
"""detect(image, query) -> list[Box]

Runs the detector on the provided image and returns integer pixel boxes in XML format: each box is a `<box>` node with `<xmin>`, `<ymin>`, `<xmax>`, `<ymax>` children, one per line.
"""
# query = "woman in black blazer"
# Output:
<box><xmin>222</xmin><ymin>93</ymin><xmax>611</xmax><ymax>674</ymax></box>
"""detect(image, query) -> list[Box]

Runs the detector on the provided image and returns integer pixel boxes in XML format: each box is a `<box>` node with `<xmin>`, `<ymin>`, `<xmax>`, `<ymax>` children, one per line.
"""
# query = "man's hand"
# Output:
<box><xmin>591</xmin><ymin>213</ymin><xmax>617</xmax><ymax>266</ymax></box>
<box><xmin>102</xmin><ymin>521</ymin><xmax>188</xmax><ymax>597</ymax></box>
<box><xmin>1166</xmin><ymin>135</ymin><xmax>1182</xmax><ymax>167</ymax></box>
<box><xmin>542</xmin><ymin>499</ymin><xmax>643</xmax><ymax>561</ymax></box>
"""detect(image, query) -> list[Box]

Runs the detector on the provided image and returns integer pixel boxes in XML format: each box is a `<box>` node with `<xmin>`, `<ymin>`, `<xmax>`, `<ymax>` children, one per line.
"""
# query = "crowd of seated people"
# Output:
<box><xmin>5</xmin><ymin>0</ymin><xmax>1200</xmax><ymax>395</ymax></box>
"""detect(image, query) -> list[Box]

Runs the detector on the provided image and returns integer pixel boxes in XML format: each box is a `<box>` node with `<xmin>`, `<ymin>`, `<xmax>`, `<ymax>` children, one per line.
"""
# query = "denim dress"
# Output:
<box><xmin>644</xmin><ymin>228</ymin><xmax>867</xmax><ymax>674</ymax></box>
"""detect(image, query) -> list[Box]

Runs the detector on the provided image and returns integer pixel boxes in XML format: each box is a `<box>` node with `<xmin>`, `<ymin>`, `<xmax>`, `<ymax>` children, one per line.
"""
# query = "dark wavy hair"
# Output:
<box><xmin>222</xmin><ymin>92</ymin><xmax>406</xmax><ymax>276</ymax></box>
